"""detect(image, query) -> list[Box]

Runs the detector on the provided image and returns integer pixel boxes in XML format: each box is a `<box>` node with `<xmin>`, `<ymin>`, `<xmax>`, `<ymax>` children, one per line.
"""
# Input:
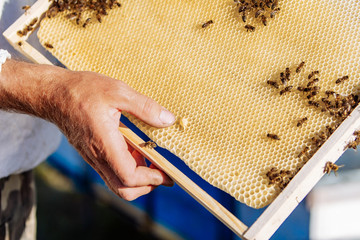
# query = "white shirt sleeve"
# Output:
<box><xmin>0</xmin><ymin>0</ymin><xmax>62</xmax><ymax>178</ymax></box>
<box><xmin>0</xmin><ymin>49</ymin><xmax>11</xmax><ymax>72</ymax></box>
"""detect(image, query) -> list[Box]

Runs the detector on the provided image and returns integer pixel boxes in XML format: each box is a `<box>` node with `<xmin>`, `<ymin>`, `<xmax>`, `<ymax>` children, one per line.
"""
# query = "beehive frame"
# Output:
<box><xmin>3</xmin><ymin>0</ymin><xmax>360</xmax><ymax>239</ymax></box>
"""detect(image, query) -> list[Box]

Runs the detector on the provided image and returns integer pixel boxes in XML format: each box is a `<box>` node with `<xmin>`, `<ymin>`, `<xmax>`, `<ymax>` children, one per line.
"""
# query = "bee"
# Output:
<box><xmin>308</xmin><ymin>90</ymin><xmax>319</xmax><ymax>98</ymax></box>
<box><xmin>285</xmin><ymin>67</ymin><xmax>290</xmax><ymax>79</ymax></box>
<box><xmin>17</xmin><ymin>30</ymin><xmax>23</xmax><ymax>37</ymax></box>
<box><xmin>280</xmin><ymin>72</ymin><xmax>287</xmax><ymax>85</ymax></box>
<box><xmin>242</xmin><ymin>13</ymin><xmax>247</xmax><ymax>22</ymax></box>
<box><xmin>66</xmin><ymin>12</ymin><xmax>78</xmax><ymax>20</ymax></box>
<box><xmin>345</xmin><ymin>140</ymin><xmax>357</xmax><ymax>150</ymax></box>
<box><xmin>325</xmin><ymin>90</ymin><xmax>336</xmax><ymax>98</ymax></box>
<box><xmin>280</xmin><ymin>170</ymin><xmax>293</xmax><ymax>177</ymax></box>
<box><xmin>17</xmin><ymin>41</ymin><xmax>22</xmax><ymax>47</ymax></box>
<box><xmin>325</xmin><ymin>125</ymin><xmax>335</xmax><ymax>135</ymax></box>
<box><xmin>280</xmin><ymin>77</ymin><xmax>287</xmax><ymax>85</ymax></box>
<box><xmin>271</xmin><ymin>176</ymin><xmax>283</xmax><ymax>185</ymax></box>
<box><xmin>267</xmin><ymin>80</ymin><xmax>279</xmax><ymax>89</ymax></box>
<box><xmin>321</xmin><ymin>98</ymin><xmax>332</xmax><ymax>106</ymax></box>
<box><xmin>298</xmin><ymin>87</ymin><xmax>311</xmax><ymax>92</ymax></box>
<box><xmin>343</xmin><ymin>101</ymin><xmax>352</xmax><ymax>113</ymax></box>
<box><xmin>297</xmin><ymin>86</ymin><xmax>305</xmax><ymax>92</ymax></box>
<box><xmin>234</xmin><ymin>0</ymin><xmax>246</xmax><ymax>4</ymax></box>
<box><xmin>307</xmin><ymin>78</ymin><xmax>319</xmax><ymax>87</ymax></box>
<box><xmin>25</xmin><ymin>25</ymin><xmax>33</xmax><ymax>33</ymax></box>
<box><xmin>323</xmin><ymin>161</ymin><xmax>344</xmax><ymax>175</ymax></box>
<box><xmin>260</xmin><ymin>15</ymin><xmax>267</xmax><ymax>26</ymax></box>
<box><xmin>297</xmin><ymin>146</ymin><xmax>309</xmax><ymax>158</ymax></box>
<box><xmin>270</xmin><ymin>7</ymin><xmax>280</xmax><ymax>18</ymax></box>
<box><xmin>142</xmin><ymin>141</ymin><xmax>157</xmax><ymax>149</ymax></box>
<box><xmin>29</xmin><ymin>18</ymin><xmax>38</xmax><ymax>27</ymax></box>
<box><xmin>266</xmin><ymin>167</ymin><xmax>279</xmax><ymax>179</ymax></box>
<box><xmin>244</xmin><ymin>24</ymin><xmax>255</xmax><ymax>32</ymax></box>
<box><xmin>255</xmin><ymin>9</ymin><xmax>264</xmax><ymax>18</ymax></box>
<box><xmin>267</xmin><ymin>133</ymin><xmax>280</xmax><ymax>140</ymax></box>
<box><xmin>280</xmin><ymin>86</ymin><xmax>293</xmax><ymax>95</ymax></box>
<box><xmin>297</xmin><ymin>117</ymin><xmax>308</xmax><ymax>127</ymax></box>
<box><xmin>266</xmin><ymin>167</ymin><xmax>278</xmax><ymax>175</ymax></box>
<box><xmin>296</xmin><ymin>61</ymin><xmax>305</xmax><ymax>73</ymax></box>
<box><xmin>346</xmin><ymin>94</ymin><xmax>357</xmax><ymax>107</ymax></box>
<box><xmin>308</xmin><ymin>100</ymin><xmax>320</xmax><ymax>108</ymax></box>
<box><xmin>114</xmin><ymin>1</ymin><xmax>121</xmax><ymax>7</ymax></box>
<box><xmin>335</xmin><ymin>75</ymin><xmax>349</xmax><ymax>84</ymax></box>
<box><xmin>271</xmin><ymin>0</ymin><xmax>278</xmax><ymax>10</ymax></box>
<box><xmin>96</xmin><ymin>13</ymin><xmax>102</xmax><ymax>23</ymax></box>
<box><xmin>202</xmin><ymin>20</ymin><xmax>214</xmax><ymax>28</ymax></box>
<box><xmin>238</xmin><ymin>5</ymin><xmax>247</xmax><ymax>13</ymax></box>
<box><xmin>306</xmin><ymin>94</ymin><xmax>314</xmax><ymax>99</ymax></box>
<box><xmin>308</xmin><ymin>70</ymin><xmax>319</xmax><ymax>79</ymax></box>
<box><xmin>353</xmin><ymin>130</ymin><xmax>360</xmax><ymax>137</ymax></box>
<box><xmin>83</xmin><ymin>18</ymin><xmax>91</xmax><ymax>28</ymax></box>
<box><xmin>267</xmin><ymin>167</ymin><xmax>282</xmax><ymax>185</ymax></box>
<box><xmin>311</xmin><ymin>137</ymin><xmax>322</xmax><ymax>147</ymax></box>
<box><xmin>318</xmin><ymin>131</ymin><xmax>328</xmax><ymax>141</ymax></box>
<box><xmin>44</xmin><ymin>42</ymin><xmax>54</xmax><ymax>49</ymax></box>
<box><xmin>46</xmin><ymin>6</ymin><xmax>59</xmax><ymax>18</ymax></box>
<box><xmin>22</xmin><ymin>5</ymin><xmax>31</xmax><ymax>11</ymax></box>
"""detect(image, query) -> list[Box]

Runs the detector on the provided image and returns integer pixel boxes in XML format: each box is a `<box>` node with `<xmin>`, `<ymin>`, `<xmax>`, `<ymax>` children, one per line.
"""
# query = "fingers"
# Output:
<box><xmin>149</xmin><ymin>163</ymin><xmax>174</xmax><ymax>187</ymax></box>
<box><xmin>96</xmin><ymin>160</ymin><xmax>158</xmax><ymax>201</ymax></box>
<box><xmin>99</xmin><ymin>124</ymin><xmax>173</xmax><ymax>188</ymax></box>
<box><xmin>131</xmin><ymin>149</ymin><xmax>147</xmax><ymax>167</ymax></box>
<box><xmin>90</xmin><ymin>152</ymin><xmax>165</xmax><ymax>201</ymax></box>
<box><xmin>119</xmin><ymin>85</ymin><xmax>176</xmax><ymax>128</ymax></box>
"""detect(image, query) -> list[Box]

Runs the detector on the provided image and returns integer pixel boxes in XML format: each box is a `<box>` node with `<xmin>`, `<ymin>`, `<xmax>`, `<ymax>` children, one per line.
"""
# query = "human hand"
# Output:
<box><xmin>0</xmin><ymin>60</ymin><xmax>175</xmax><ymax>200</ymax></box>
<box><xmin>58</xmin><ymin>71</ymin><xmax>176</xmax><ymax>200</ymax></box>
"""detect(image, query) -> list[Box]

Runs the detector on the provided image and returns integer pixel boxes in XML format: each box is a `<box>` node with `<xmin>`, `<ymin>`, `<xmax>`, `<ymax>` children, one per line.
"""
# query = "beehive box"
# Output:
<box><xmin>36</xmin><ymin>0</ymin><xmax>360</xmax><ymax>209</ymax></box>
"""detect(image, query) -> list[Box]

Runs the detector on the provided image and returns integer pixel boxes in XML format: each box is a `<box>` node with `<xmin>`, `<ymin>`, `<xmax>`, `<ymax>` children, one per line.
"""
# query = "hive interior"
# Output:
<box><xmin>37</xmin><ymin>0</ymin><xmax>360</xmax><ymax>208</ymax></box>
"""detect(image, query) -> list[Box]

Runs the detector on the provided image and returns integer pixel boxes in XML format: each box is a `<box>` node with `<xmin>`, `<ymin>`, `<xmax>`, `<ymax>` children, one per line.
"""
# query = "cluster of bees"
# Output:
<box><xmin>266</xmin><ymin>167</ymin><xmax>293</xmax><ymax>189</ymax></box>
<box><xmin>265</xmin><ymin>61</ymin><xmax>360</xmax><ymax>186</ymax></box>
<box><xmin>46</xmin><ymin>0</ymin><xmax>121</xmax><ymax>28</ymax></box>
<box><xmin>233</xmin><ymin>0</ymin><xmax>280</xmax><ymax>32</ymax></box>
<box><xmin>16</xmin><ymin>17</ymin><xmax>38</xmax><ymax>38</ymax></box>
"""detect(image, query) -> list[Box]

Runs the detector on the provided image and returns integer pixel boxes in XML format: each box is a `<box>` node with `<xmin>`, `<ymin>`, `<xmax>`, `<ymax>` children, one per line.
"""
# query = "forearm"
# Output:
<box><xmin>0</xmin><ymin>59</ymin><xmax>74</xmax><ymax>122</ymax></box>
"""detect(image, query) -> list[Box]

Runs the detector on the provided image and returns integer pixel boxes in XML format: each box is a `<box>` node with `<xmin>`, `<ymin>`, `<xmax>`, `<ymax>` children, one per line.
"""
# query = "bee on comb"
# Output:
<box><xmin>202</xmin><ymin>20</ymin><xmax>214</xmax><ymax>28</ymax></box>
<box><xmin>297</xmin><ymin>117</ymin><xmax>308</xmax><ymax>127</ymax></box>
<box><xmin>267</xmin><ymin>133</ymin><xmax>280</xmax><ymax>140</ymax></box>
<box><xmin>244</xmin><ymin>24</ymin><xmax>255</xmax><ymax>32</ymax></box>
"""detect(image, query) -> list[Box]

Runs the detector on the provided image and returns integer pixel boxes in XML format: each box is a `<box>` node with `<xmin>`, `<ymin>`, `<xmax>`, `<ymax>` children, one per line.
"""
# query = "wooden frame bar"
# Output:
<box><xmin>3</xmin><ymin>1</ymin><xmax>359</xmax><ymax>239</ymax></box>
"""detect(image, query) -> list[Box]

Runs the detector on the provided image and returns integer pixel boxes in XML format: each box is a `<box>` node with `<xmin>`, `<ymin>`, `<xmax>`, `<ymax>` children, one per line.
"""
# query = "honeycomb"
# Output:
<box><xmin>37</xmin><ymin>0</ymin><xmax>360</xmax><ymax>208</ymax></box>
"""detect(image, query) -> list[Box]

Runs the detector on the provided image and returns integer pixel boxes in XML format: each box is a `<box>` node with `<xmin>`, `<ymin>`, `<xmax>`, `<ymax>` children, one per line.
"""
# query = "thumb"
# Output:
<box><xmin>122</xmin><ymin>89</ymin><xmax>176</xmax><ymax>128</ymax></box>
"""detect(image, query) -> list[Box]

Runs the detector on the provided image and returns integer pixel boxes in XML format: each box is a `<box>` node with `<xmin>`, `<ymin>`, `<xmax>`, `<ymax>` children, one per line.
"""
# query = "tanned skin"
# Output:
<box><xmin>0</xmin><ymin>59</ymin><xmax>175</xmax><ymax>200</ymax></box>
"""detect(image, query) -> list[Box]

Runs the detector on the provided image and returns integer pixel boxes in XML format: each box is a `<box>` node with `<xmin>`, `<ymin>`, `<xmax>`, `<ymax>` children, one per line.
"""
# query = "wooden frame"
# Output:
<box><xmin>4</xmin><ymin>1</ymin><xmax>360</xmax><ymax>239</ymax></box>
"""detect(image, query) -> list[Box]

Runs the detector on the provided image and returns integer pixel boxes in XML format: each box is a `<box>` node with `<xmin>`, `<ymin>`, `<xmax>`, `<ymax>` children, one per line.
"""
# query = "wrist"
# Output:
<box><xmin>0</xmin><ymin>59</ymin><xmax>73</xmax><ymax>121</ymax></box>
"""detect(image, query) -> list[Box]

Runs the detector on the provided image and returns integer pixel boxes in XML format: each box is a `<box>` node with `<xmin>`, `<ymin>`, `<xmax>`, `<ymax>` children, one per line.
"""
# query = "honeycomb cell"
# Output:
<box><xmin>38</xmin><ymin>0</ymin><xmax>360</xmax><ymax>208</ymax></box>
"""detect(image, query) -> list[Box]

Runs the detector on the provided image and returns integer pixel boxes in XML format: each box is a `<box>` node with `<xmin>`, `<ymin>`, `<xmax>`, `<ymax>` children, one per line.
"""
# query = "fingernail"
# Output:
<box><xmin>159</xmin><ymin>109</ymin><xmax>175</xmax><ymax>125</ymax></box>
